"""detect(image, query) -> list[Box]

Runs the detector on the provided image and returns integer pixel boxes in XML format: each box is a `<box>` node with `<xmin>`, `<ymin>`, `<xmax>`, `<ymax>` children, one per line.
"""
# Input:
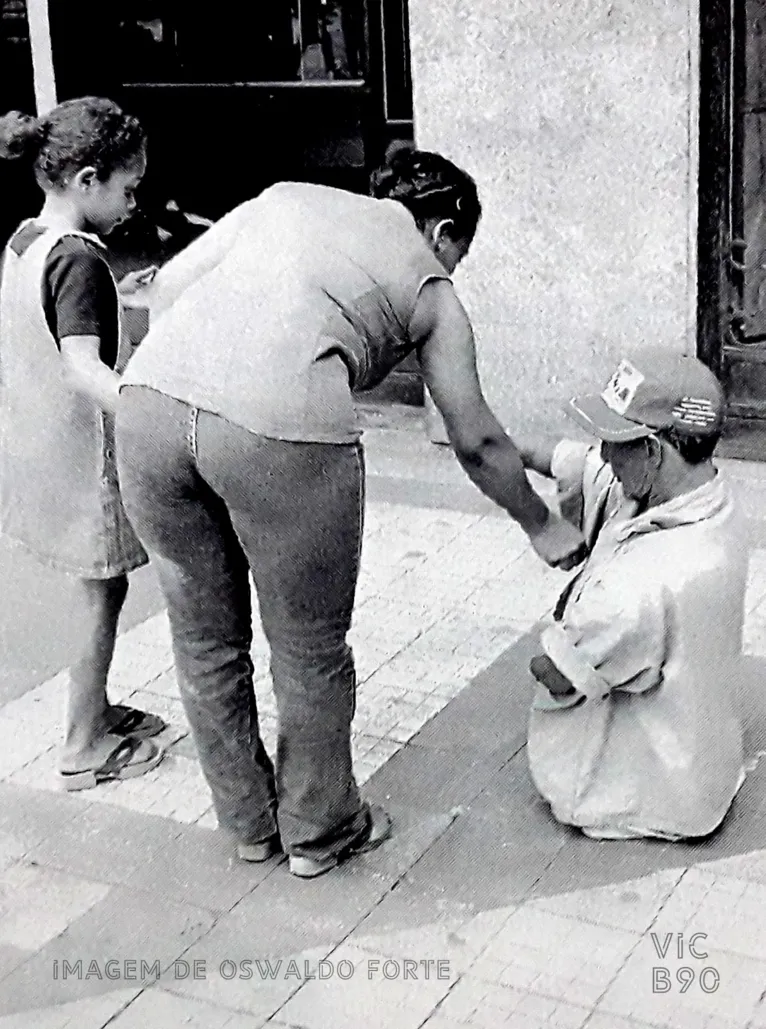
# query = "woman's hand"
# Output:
<box><xmin>118</xmin><ymin>266</ymin><xmax>159</xmax><ymax>308</ymax></box>
<box><xmin>527</xmin><ymin>510</ymin><xmax>587</xmax><ymax>570</ymax></box>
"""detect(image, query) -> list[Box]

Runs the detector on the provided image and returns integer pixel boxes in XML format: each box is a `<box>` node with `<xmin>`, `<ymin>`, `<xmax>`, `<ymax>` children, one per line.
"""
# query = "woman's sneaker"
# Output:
<box><xmin>236</xmin><ymin>835</ymin><xmax>283</xmax><ymax>863</ymax></box>
<box><xmin>289</xmin><ymin>804</ymin><xmax>392</xmax><ymax>879</ymax></box>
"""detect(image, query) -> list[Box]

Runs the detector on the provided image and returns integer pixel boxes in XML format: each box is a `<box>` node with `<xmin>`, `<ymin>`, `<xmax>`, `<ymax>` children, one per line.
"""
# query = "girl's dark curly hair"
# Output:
<box><xmin>0</xmin><ymin>96</ymin><xmax>145</xmax><ymax>187</ymax></box>
<box><xmin>370</xmin><ymin>143</ymin><xmax>482</xmax><ymax>244</ymax></box>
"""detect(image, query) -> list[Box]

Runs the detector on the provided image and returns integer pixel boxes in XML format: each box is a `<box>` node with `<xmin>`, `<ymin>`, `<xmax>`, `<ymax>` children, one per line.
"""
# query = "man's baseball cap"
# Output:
<box><xmin>566</xmin><ymin>353</ymin><xmax>725</xmax><ymax>443</ymax></box>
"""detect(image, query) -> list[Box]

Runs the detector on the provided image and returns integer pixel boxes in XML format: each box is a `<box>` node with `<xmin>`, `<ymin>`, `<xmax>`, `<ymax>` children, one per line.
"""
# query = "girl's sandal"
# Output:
<box><xmin>107</xmin><ymin>704</ymin><xmax>167</xmax><ymax>739</ymax></box>
<box><xmin>59</xmin><ymin>736</ymin><xmax>164</xmax><ymax>792</ymax></box>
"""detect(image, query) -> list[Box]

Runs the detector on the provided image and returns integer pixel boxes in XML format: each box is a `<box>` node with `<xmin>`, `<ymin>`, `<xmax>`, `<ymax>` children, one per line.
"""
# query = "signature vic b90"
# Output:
<box><xmin>651</xmin><ymin>933</ymin><xmax>720</xmax><ymax>994</ymax></box>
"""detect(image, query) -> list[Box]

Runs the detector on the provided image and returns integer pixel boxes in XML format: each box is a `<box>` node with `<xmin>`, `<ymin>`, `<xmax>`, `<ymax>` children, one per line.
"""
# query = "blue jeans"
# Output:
<box><xmin>116</xmin><ymin>386</ymin><xmax>369</xmax><ymax>859</ymax></box>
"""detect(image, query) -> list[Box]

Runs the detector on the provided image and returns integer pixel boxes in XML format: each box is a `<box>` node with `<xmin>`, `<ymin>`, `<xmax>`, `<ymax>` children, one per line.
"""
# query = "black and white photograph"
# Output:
<box><xmin>0</xmin><ymin>1</ymin><xmax>765</xmax><ymax>1027</ymax></box>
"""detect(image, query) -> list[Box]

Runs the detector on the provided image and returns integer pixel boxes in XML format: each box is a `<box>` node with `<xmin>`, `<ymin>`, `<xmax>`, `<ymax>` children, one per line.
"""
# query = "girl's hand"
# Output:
<box><xmin>118</xmin><ymin>266</ymin><xmax>159</xmax><ymax>308</ymax></box>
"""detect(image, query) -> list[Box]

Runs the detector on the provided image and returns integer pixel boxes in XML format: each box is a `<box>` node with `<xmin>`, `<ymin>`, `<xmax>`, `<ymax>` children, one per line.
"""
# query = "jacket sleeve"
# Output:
<box><xmin>550</xmin><ymin>440</ymin><xmax>591</xmax><ymax>529</ymax></box>
<box><xmin>540</xmin><ymin>577</ymin><xmax>668</xmax><ymax>701</ymax></box>
<box><xmin>551</xmin><ymin>439</ymin><xmax>620</xmax><ymax>552</ymax></box>
<box><xmin>551</xmin><ymin>440</ymin><xmax>613</xmax><ymax>523</ymax></box>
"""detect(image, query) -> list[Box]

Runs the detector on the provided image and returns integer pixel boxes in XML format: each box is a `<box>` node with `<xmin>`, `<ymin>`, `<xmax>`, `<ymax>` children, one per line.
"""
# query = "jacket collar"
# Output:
<box><xmin>612</xmin><ymin>472</ymin><xmax>731</xmax><ymax>542</ymax></box>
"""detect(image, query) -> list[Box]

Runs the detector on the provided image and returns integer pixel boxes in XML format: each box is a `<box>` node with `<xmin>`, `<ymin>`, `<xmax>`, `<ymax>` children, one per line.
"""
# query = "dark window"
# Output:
<box><xmin>0</xmin><ymin>0</ymin><xmax>34</xmax><ymax>111</ymax></box>
<box><xmin>382</xmin><ymin>0</ymin><xmax>412</xmax><ymax>122</ymax></box>
<box><xmin>115</xmin><ymin>1</ymin><xmax>369</xmax><ymax>85</ymax></box>
<box><xmin>0</xmin><ymin>1</ymin><xmax>38</xmax><ymax>250</ymax></box>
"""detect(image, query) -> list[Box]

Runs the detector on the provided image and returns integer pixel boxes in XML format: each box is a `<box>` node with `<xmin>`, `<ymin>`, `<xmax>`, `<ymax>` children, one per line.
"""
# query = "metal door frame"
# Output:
<box><xmin>698</xmin><ymin>0</ymin><xmax>766</xmax><ymax>418</ymax></box>
<box><xmin>697</xmin><ymin>0</ymin><xmax>734</xmax><ymax>378</ymax></box>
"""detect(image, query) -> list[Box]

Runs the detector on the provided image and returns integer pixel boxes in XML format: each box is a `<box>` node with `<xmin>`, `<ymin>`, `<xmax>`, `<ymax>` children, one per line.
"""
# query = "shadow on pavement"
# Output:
<box><xmin>1</xmin><ymin>631</ymin><xmax>765</xmax><ymax>1015</ymax></box>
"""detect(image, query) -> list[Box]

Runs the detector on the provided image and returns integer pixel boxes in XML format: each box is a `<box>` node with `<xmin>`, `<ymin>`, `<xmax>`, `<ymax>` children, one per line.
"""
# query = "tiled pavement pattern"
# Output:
<box><xmin>2</xmin><ymin>429</ymin><xmax>766</xmax><ymax>1027</ymax></box>
<box><xmin>0</xmin><ymin>501</ymin><xmax>552</xmax><ymax>819</ymax></box>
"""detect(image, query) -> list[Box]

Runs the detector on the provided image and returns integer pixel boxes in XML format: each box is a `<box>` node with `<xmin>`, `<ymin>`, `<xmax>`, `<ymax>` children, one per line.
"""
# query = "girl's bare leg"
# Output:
<box><xmin>60</xmin><ymin>574</ymin><xmax>135</xmax><ymax>771</ymax></box>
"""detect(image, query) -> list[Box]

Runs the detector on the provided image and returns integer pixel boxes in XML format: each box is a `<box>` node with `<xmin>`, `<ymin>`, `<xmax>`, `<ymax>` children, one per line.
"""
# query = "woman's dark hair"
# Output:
<box><xmin>370</xmin><ymin>143</ymin><xmax>482</xmax><ymax>245</ymax></box>
<box><xmin>658</xmin><ymin>427</ymin><xmax>721</xmax><ymax>465</ymax></box>
<box><xmin>0</xmin><ymin>97</ymin><xmax>145</xmax><ymax>188</ymax></box>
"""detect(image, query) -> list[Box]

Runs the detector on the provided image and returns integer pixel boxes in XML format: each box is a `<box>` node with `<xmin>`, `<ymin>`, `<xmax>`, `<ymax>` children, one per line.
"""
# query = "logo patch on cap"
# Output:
<box><xmin>601</xmin><ymin>360</ymin><xmax>645</xmax><ymax>415</ymax></box>
<box><xmin>671</xmin><ymin>396</ymin><xmax>718</xmax><ymax>429</ymax></box>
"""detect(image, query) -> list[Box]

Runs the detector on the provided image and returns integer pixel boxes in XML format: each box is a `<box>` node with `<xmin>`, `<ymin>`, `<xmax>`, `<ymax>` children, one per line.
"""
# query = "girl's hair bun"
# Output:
<box><xmin>0</xmin><ymin>111</ymin><xmax>46</xmax><ymax>161</ymax></box>
<box><xmin>0</xmin><ymin>98</ymin><xmax>145</xmax><ymax>185</ymax></box>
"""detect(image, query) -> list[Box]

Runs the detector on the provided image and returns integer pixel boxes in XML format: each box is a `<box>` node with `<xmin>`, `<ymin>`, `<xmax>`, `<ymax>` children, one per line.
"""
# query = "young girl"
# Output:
<box><xmin>0</xmin><ymin>97</ymin><xmax>166</xmax><ymax>789</ymax></box>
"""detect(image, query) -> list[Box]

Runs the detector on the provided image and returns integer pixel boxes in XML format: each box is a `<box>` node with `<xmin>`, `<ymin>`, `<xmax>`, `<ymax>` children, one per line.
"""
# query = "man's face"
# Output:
<box><xmin>600</xmin><ymin>437</ymin><xmax>656</xmax><ymax>500</ymax></box>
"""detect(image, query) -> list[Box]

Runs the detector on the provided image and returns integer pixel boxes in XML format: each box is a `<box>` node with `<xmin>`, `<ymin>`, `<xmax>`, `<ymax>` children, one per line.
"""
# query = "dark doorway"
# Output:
<box><xmin>0</xmin><ymin>1</ymin><xmax>39</xmax><ymax>247</ymax></box>
<box><xmin>700</xmin><ymin>0</ymin><xmax>766</xmax><ymax>454</ymax></box>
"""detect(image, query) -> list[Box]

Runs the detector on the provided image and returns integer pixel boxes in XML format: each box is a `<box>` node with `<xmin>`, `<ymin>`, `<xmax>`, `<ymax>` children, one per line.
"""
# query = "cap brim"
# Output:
<box><xmin>566</xmin><ymin>394</ymin><xmax>652</xmax><ymax>442</ymax></box>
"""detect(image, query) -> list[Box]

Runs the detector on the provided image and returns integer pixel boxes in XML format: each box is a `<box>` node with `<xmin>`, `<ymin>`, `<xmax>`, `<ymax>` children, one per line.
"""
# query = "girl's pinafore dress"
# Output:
<box><xmin>0</xmin><ymin>224</ymin><xmax>147</xmax><ymax>578</ymax></box>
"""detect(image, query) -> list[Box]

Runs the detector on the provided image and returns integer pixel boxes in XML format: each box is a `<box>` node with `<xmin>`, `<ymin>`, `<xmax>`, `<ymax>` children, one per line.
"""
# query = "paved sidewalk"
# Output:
<box><xmin>1</xmin><ymin>427</ymin><xmax>766</xmax><ymax>1028</ymax></box>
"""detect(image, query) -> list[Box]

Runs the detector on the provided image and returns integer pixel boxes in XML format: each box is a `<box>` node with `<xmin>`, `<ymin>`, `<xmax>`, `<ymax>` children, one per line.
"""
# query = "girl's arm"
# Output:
<box><xmin>45</xmin><ymin>238</ymin><xmax>122</xmax><ymax>414</ymax></box>
<box><xmin>60</xmin><ymin>336</ymin><xmax>121</xmax><ymax>415</ymax></box>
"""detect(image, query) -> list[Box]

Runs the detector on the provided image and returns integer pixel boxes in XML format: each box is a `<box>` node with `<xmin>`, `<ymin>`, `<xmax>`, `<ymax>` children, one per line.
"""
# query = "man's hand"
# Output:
<box><xmin>118</xmin><ymin>266</ymin><xmax>159</xmax><ymax>308</ymax></box>
<box><xmin>530</xmin><ymin>654</ymin><xmax>577</xmax><ymax>696</ymax></box>
<box><xmin>527</xmin><ymin>509</ymin><xmax>587</xmax><ymax>570</ymax></box>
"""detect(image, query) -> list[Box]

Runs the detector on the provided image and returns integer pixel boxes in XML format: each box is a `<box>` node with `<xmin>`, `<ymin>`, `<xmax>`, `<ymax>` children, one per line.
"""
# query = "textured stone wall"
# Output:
<box><xmin>410</xmin><ymin>0</ymin><xmax>697</xmax><ymax>441</ymax></box>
